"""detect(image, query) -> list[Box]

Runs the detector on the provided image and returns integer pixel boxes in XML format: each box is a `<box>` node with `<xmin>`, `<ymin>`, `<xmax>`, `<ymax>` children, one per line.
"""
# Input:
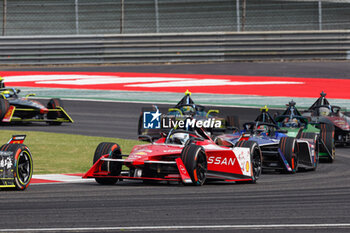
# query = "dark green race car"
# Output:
<box><xmin>274</xmin><ymin>101</ymin><xmax>335</xmax><ymax>162</ymax></box>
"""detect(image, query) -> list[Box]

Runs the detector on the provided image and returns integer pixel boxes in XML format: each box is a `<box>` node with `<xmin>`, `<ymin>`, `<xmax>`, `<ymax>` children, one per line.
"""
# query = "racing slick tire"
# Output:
<box><xmin>279</xmin><ymin>137</ymin><xmax>298</xmax><ymax>173</ymax></box>
<box><xmin>0</xmin><ymin>144</ymin><xmax>33</xmax><ymax>190</ymax></box>
<box><xmin>235</xmin><ymin>140</ymin><xmax>262</xmax><ymax>183</ymax></box>
<box><xmin>47</xmin><ymin>98</ymin><xmax>63</xmax><ymax>125</ymax></box>
<box><xmin>0</xmin><ymin>98</ymin><xmax>10</xmax><ymax>121</ymax></box>
<box><xmin>181</xmin><ymin>144</ymin><xmax>207</xmax><ymax>186</ymax></box>
<box><xmin>296</xmin><ymin>132</ymin><xmax>319</xmax><ymax>171</ymax></box>
<box><xmin>93</xmin><ymin>142</ymin><xmax>122</xmax><ymax>185</ymax></box>
<box><xmin>319</xmin><ymin>123</ymin><xmax>335</xmax><ymax>163</ymax></box>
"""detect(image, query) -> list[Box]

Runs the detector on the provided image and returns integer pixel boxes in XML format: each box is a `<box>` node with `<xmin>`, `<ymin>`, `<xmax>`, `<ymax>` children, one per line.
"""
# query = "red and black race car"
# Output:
<box><xmin>303</xmin><ymin>91</ymin><xmax>349</xmax><ymax>147</ymax></box>
<box><xmin>0</xmin><ymin>135</ymin><xmax>33</xmax><ymax>190</ymax></box>
<box><xmin>0</xmin><ymin>86</ymin><xmax>73</xmax><ymax>125</ymax></box>
<box><xmin>83</xmin><ymin>127</ymin><xmax>262</xmax><ymax>185</ymax></box>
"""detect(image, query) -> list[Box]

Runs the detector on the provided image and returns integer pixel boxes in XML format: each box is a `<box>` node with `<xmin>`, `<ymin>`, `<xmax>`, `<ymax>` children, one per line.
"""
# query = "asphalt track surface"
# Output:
<box><xmin>0</xmin><ymin>100</ymin><xmax>278</xmax><ymax>139</ymax></box>
<box><xmin>1</xmin><ymin>62</ymin><xmax>350</xmax><ymax>232</ymax></box>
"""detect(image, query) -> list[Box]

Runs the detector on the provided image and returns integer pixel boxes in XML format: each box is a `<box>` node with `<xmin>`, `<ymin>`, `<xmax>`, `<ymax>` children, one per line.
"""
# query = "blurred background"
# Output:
<box><xmin>1</xmin><ymin>0</ymin><xmax>349</xmax><ymax>36</ymax></box>
<box><xmin>0</xmin><ymin>0</ymin><xmax>349</xmax><ymax>65</ymax></box>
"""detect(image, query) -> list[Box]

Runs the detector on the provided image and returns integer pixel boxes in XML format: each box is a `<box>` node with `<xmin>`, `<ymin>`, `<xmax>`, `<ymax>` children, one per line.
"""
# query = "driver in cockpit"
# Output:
<box><xmin>282</xmin><ymin>117</ymin><xmax>300</xmax><ymax>127</ymax></box>
<box><xmin>181</xmin><ymin>105</ymin><xmax>196</xmax><ymax>116</ymax></box>
<box><xmin>168</xmin><ymin>132</ymin><xmax>190</xmax><ymax>145</ymax></box>
<box><xmin>319</xmin><ymin>107</ymin><xmax>331</xmax><ymax>116</ymax></box>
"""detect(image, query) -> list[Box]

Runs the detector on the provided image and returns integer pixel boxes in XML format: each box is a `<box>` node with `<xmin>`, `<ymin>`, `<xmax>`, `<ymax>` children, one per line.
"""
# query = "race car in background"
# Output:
<box><xmin>0</xmin><ymin>86</ymin><xmax>73</xmax><ymax>125</ymax></box>
<box><xmin>215</xmin><ymin>106</ymin><xmax>319</xmax><ymax>173</ymax></box>
<box><xmin>0</xmin><ymin>135</ymin><xmax>33</xmax><ymax>190</ymax></box>
<box><xmin>138</xmin><ymin>90</ymin><xmax>238</xmax><ymax>137</ymax></box>
<box><xmin>83</xmin><ymin>127</ymin><xmax>262</xmax><ymax>185</ymax></box>
<box><xmin>302</xmin><ymin>91</ymin><xmax>349</xmax><ymax>147</ymax></box>
<box><xmin>275</xmin><ymin>100</ymin><xmax>335</xmax><ymax>162</ymax></box>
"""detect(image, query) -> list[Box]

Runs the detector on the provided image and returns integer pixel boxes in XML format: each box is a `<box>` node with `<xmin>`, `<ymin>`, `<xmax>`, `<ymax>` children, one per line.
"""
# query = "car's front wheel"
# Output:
<box><xmin>0</xmin><ymin>144</ymin><xmax>33</xmax><ymax>190</ymax></box>
<box><xmin>93</xmin><ymin>142</ymin><xmax>122</xmax><ymax>185</ymax></box>
<box><xmin>47</xmin><ymin>98</ymin><xmax>63</xmax><ymax>125</ymax></box>
<box><xmin>279</xmin><ymin>137</ymin><xmax>298</xmax><ymax>173</ymax></box>
<box><xmin>181</xmin><ymin>144</ymin><xmax>207</xmax><ymax>186</ymax></box>
<box><xmin>235</xmin><ymin>140</ymin><xmax>262</xmax><ymax>183</ymax></box>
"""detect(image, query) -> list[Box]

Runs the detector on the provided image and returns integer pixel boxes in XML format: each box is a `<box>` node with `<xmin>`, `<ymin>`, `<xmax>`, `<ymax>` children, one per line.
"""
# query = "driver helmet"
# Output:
<box><xmin>257</xmin><ymin>125</ymin><xmax>269</xmax><ymax>135</ymax></box>
<box><xmin>258</xmin><ymin>125</ymin><xmax>267</xmax><ymax>131</ymax></box>
<box><xmin>319</xmin><ymin>107</ymin><xmax>330</xmax><ymax>116</ymax></box>
<box><xmin>181</xmin><ymin>105</ymin><xmax>195</xmax><ymax>116</ymax></box>
<box><xmin>169</xmin><ymin>132</ymin><xmax>190</xmax><ymax>145</ymax></box>
<box><xmin>284</xmin><ymin>118</ymin><xmax>299</xmax><ymax>127</ymax></box>
<box><xmin>2</xmin><ymin>90</ymin><xmax>10</xmax><ymax>98</ymax></box>
<box><xmin>291</xmin><ymin>118</ymin><xmax>299</xmax><ymax>127</ymax></box>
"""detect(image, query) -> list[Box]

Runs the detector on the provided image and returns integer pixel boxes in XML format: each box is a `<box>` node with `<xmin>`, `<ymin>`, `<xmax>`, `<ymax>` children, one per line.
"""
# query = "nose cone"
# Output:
<box><xmin>40</xmin><ymin>107</ymin><xmax>49</xmax><ymax>114</ymax></box>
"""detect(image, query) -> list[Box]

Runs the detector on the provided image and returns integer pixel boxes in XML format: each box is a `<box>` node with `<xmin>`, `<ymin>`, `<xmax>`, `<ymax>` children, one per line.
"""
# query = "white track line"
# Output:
<box><xmin>32</xmin><ymin>174</ymin><xmax>84</xmax><ymax>182</ymax></box>
<box><xmin>1</xmin><ymin>223</ymin><xmax>350</xmax><ymax>232</ymax></box>
<box><xmin>31</xmin><ymin>174</ymin><xmax>94</xmax><ymax>185</ymax></box>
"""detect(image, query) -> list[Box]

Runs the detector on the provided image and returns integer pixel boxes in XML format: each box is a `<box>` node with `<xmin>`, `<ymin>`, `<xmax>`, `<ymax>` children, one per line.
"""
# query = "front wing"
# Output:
<box><xmin>83</xmin><ymin>153</ymin><xmax>254</xmax><ymax>184</ymax></box>
<box><xmin>2</xmin><ymin>106</ymin><xmax>73</xmax><ymax>123</ymax></box>
<box><xmin>262</xmin><ymin>139</ymin><xmax>317</xmax><ymax>172</ymax></box>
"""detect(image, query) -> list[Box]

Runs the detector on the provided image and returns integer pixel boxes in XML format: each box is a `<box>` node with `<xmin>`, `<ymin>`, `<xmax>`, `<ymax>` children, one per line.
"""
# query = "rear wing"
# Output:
<box><xmin>7</xmin><ymin>135</ymin><xmax>26</xmax><ymax>144</ymax></box>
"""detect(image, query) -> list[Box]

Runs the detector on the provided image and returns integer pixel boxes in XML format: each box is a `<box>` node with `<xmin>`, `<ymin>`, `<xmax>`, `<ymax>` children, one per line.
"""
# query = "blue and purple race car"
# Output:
<box><xmin>215</xmin><ymin>106</ymin><xmax>318</xmax><ymax>173</ymax></box>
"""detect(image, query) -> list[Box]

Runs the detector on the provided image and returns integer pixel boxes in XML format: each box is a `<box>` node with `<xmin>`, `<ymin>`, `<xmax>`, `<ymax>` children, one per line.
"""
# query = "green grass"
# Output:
<box><xmin>0</xmin><ymin>130</ymin><xmax>144</xmax><ymax>175</ymax></box>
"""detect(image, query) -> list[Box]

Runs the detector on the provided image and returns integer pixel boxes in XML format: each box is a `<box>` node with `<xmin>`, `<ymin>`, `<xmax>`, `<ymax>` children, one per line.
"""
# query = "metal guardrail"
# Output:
<box><xmin>0</xmin><ymin>30</ymin><xmax>349</xmax><ymax>65</ymax></box>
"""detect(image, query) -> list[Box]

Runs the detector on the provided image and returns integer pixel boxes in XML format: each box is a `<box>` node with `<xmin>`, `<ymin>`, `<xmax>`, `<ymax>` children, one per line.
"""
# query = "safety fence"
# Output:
<box><xmin>0</xmin><ymin>30</ymin><xmax>349</xmax><ymax>65</ymax></box>
<box><xmin>1</xmin><ymin>0</ymin><xmax>350</xmax><ymax>36</ymax></box>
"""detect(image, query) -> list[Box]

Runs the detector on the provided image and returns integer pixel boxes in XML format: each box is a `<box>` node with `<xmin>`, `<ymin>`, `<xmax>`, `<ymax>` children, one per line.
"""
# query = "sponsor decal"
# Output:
<box><xmin>0</xmin><ymin>151</ymin><xmax>13</xmax><ymax>156</ymax></box>
<box><xmin>246</xmin><ymin>161</ymin><xmax>250</xmax><ymax>173</ymax></box>
<box><xmin>239</xmin><ymin>150</ymin><xmax>245</xmax><ymax>160</ymax></box>
<box><xmin>135</xmin><ymin>152</ymin><xmax>147</xmax><ymax>155</ymax></box>
<box><xmin>179</xmin><ymin>165</ymin><xmax>187</xmax><ymax>175</ymax></box>
<box><xmin>163</xmin><ymin>149</ymin><xmax>182</xmax><ymax>153</ymax></box>
<box><xmin>0</xmin><ymin>157</ymin><xmax>13</xmax><ymax>169</ymax></box>
<box><xmin>163</xmin><ymin>118</ymin><xmax>222</xmax><ymax>129</ymax></box>
<box><xmin>144</xmin><ymin>109</ymin><xmax>222</xmax><ymax>129</ymax></box>
<box><xmin>207</xmin><ymin>156</ymin><xmax>236</xmax><ymax>166</ymax></box>
<box><xmin>239</xmin><ymin>133</ymin><xmax>251</xmax><ymax>141</ymax></box>
<box><xmin>13</xmin><ymin>136</ymin><xmax>25</xmax><ymax>140</ymax></box>
<box><xmin>2</xmin><ymin>106</ymin><xmax>15</xmax><ymax>122</ymax></box>
<box><xmin>127</xmin><ymin>155</ymin><xmax>142</xmax><ymax>160</ymax></box>
<box><xmin>143</xmin><ymin>109</ymin><xmax>161</xmax><ymax>129</ymax></box>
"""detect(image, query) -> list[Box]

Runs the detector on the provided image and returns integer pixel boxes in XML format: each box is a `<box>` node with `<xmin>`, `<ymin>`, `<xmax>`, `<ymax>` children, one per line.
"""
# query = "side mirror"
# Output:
<box><xmin>25</xmin><ymin>93</ymin><xmax>36</xmax><ymax>98</ymax></box>
<box><xmin>138</xmin><ymin>135</ymin><xmax>153</xmax><ymax>143</ymax></box>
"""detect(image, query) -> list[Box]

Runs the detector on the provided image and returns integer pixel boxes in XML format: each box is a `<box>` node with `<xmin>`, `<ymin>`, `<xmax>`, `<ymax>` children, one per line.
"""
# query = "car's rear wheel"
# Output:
<box><xmin>0</xmin><ymin>98</ymin><xmax>10</xmax><ymax>121</ymax></box>
<box><xmin>319</xmin><ymin>123</ymin><xmax>335</xmax><ymax>163</ymax></box>
<box><xmin>235</xmin><ymin>140</ymin><xmax>262</xmax><ymax>183</ymax></box>
<box><xmin>93</xmin><ymin>142</ymin><xmax>122</xmax><ymax>185</ymax></box>
<box><xmin>0</xmin><ymin>144</ymin><xmax>33</xmax><ymax>190</ymax></box>
<box><xmin>279</xmin><ymin>137</ymin><xmax>298</xmax><ymax>173</ymax></box>
<box><xmin>181</xmin><ymin>144</ymin><xmax>207</xmax><ymax>186</ymax></box>
<box><xmin>47</xmin><ymin>98</ymin><xmax>63</xmax><ymax>125</ymax></box>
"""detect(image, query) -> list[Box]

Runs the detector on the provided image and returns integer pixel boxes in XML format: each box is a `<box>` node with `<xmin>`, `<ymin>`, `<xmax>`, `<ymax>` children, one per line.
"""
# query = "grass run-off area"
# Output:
<box><xmin>0</xmin><ymin>130</ymin><xmax>144</xmax><ymax>175</ymax></box>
